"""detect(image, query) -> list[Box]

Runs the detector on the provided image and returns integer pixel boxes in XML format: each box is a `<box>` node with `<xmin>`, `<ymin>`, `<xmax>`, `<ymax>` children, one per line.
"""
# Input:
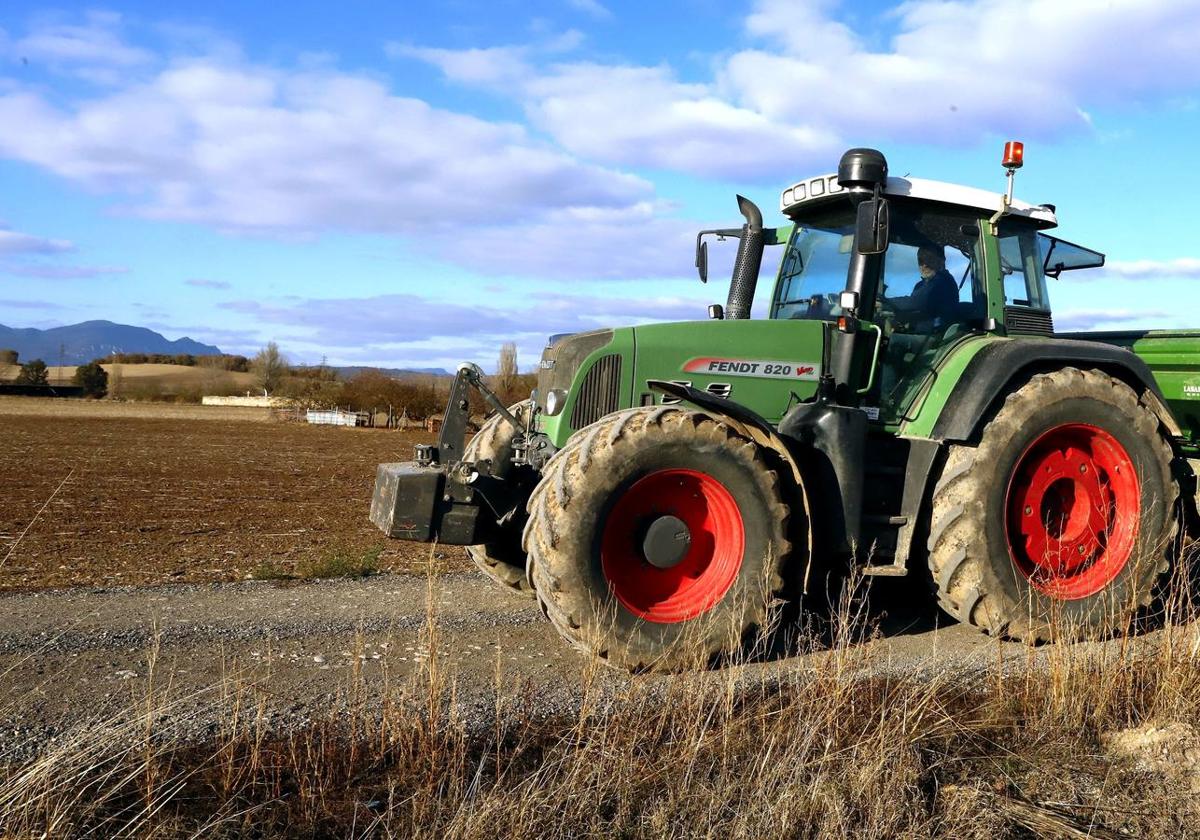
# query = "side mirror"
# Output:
<box><xmin>696</xmin><ymin>239</ymin><xmax>709</xmax><ymax>284</ymax></box>
<box><xmin>855</xmin><ymin>197</ymin><xmax>890</xmax><ymax>255</ymax></box>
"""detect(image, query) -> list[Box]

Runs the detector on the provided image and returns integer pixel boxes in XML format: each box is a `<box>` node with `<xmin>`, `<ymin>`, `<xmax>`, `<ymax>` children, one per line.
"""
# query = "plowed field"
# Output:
<box><xmin>0</xmin><ymin>401</ymin><xmax>454</xmax><ymax>590</ymax></box>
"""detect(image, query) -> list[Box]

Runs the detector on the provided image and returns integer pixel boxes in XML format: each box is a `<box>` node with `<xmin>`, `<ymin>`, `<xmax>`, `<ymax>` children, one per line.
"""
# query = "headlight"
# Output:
<box><xmin>545</xmin><ymin>388</ymin><xmax>567</xmax><ymax>416</ymax></box>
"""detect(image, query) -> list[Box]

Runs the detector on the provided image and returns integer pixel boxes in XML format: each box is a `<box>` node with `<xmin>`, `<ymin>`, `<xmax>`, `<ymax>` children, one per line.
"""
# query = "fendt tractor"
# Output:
<box><xmin>371</xmin><ymin>143</ymin><xmax>1200</xmax><ymax>670</ymax></box>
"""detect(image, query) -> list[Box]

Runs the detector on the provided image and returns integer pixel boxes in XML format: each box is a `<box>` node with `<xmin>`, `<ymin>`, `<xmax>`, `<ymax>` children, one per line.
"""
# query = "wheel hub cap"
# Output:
<box><xmin>601</xmin><ymin>469</ymin><xmax>744</xmax><ymax>623</ymax></box>
<box><xmin>642</xmin><ymin>515</ymin><xmax>692</xmax><ymax>569</ymax></box>
<box><xmin>1004</xmin><ymin>423</ymin><xmax>1140</xmax><ymax>600</ymax></box>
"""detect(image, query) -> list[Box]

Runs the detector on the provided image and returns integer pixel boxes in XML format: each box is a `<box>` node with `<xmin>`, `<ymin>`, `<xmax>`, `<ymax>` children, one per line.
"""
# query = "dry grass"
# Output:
<box><xmin>0</xmin><ymin>395</ymin><xmax>273</xmax><ymax>422</ymax></box>
<box><xmin>250</xmin><ymin>546</ymin><xmax>383</xmax><ymax>580</ymax></box>
<box><xmin>3</xmin><ymin>553</ymin><xmax>1200</xmax><ymax>838</ymax></box>
<box><xmin>1</xmin><ymin>364</ymin><xmax>256</xmax><ymax>402</ymax></box>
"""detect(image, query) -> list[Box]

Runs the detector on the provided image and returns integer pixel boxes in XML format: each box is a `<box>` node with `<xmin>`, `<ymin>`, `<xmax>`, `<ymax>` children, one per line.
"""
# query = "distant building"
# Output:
<box><xmin>307</xmin><ymin>408</ymin><xmax>370</xmax><ymax>427</ymax></box>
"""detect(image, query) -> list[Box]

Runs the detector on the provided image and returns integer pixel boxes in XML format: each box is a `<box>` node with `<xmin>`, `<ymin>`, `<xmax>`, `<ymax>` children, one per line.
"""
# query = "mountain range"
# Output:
<box><xmin>0</xmin><ymin>320</ymin><xmax>455</xmax><ymax>375</ymax></box>
<box><xmin>0</xmin><ymin>320</ymin><xmax>221</xmax><ymax>365</ymax></box>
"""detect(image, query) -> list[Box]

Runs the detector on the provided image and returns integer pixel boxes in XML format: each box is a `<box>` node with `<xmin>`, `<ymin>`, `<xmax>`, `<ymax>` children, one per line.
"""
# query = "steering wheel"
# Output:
<box><xmin>806</xmin><ymin>293</ymin><xmax>833</xmax><ymax>318</ymax></box>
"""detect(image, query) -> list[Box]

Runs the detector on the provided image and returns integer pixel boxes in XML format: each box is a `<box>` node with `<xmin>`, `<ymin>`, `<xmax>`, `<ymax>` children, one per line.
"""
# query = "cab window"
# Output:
<box><xmin>998</xmin><ymin>226</ymin><xmax>1050</xmax><ymax>310</ymax></box>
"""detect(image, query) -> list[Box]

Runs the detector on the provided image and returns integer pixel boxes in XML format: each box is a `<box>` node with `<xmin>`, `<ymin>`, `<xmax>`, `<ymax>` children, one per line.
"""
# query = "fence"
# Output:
<box><xmin>202</xmin><ymin>395</ymin><xmax>292</xmax><ymax>408</ymax></box>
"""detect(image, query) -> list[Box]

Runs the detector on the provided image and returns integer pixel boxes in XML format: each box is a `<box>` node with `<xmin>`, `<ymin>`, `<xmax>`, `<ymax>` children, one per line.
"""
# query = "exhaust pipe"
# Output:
<box><xmin>724</xmin><ymin>195</ymin><xmax>764</xmax><ymax>320</ymax></box>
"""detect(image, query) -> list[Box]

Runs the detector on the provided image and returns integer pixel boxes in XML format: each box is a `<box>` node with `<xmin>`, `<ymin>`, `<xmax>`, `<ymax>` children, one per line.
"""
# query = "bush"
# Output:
<box><xmin>341</xmin><ymin>370</ymin><xmax>443</xmax><ymax>417</ymax></box>
<box><xmin>72</xmin><ymin>361</ymin><xmax>108</xmax><ymax>398</ymax></box>
<box><xmin>14</xmin><ymin>359</ymin><xmax>48</xmax><ymax>386</ymax></box>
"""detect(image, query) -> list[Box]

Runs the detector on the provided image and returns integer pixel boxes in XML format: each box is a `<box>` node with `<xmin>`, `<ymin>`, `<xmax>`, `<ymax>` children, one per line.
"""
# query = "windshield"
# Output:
<box><xmin>770</xmin><ymin>201</ymin><xmax>982</xmax><ymax>321</ymax></box>
<box><xmin>770</xmin><ymin>217</ymin><xmax>855</xmax><ymax>320</ymax></box>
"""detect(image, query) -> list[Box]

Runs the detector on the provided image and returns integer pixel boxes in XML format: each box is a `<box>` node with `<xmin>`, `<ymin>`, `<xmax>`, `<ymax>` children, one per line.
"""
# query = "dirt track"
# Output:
<box><xmin>0</xmin><ymin>570</ymin><xmax>1017</xmax><ymax>755</ymax></box>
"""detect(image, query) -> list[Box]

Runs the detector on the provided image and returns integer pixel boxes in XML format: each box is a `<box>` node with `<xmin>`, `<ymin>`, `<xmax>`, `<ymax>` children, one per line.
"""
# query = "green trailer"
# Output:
<box><xmin>371</xmin><ymin>145</ymin><xmax>1197</xmax><ymax>670</ymax></box>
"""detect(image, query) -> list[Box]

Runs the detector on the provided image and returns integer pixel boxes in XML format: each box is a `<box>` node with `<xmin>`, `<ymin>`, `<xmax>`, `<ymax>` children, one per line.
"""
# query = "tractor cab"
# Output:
<box><xmin>769</xmin><ymin>164</ymin><xmax>1076</xmax><ymax>423</ymax></box>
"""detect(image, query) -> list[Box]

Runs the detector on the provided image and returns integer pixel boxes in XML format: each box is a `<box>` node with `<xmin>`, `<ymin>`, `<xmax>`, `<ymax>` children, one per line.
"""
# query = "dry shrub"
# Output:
<box><xmin>4</xmin><ymin>552</ymin><xmax>1200</xmax><ymax>838</ymax></box>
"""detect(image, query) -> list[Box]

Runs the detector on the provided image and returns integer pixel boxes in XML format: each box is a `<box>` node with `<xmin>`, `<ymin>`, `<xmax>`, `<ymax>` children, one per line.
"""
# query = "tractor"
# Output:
<box><xmin>371</xmin><ymin>144</ymin><xmax>1197</xmax><ymax>670</ymax></box>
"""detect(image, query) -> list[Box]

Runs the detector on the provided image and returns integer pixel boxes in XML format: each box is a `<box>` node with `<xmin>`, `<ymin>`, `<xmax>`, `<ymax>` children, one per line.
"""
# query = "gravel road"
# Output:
<box><xmin>0</xmin><ymin>570</ymin><xmax>1029</xmax><ymax>759</ymax></box>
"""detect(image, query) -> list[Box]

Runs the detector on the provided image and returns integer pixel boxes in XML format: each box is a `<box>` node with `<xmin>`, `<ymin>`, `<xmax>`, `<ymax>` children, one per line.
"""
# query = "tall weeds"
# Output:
<box><xmin>3</xmin><ymin>553</ymin><xmax>1200</xmax><ymax>837</ymax></box>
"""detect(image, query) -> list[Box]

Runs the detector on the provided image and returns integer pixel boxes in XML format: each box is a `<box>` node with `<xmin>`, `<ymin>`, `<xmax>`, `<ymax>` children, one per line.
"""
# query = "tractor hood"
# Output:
<box><xmin>533</xmin><ymin>318</ymin><xmax>828</xmax><ymax>448</ymax></box>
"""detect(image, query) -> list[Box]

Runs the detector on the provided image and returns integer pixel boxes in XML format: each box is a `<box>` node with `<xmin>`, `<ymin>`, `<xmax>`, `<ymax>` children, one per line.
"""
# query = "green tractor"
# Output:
<box><xmin>372</xmin><ymin>144</ymin><xmax>1195</xmax><ymax>669</ymax></box>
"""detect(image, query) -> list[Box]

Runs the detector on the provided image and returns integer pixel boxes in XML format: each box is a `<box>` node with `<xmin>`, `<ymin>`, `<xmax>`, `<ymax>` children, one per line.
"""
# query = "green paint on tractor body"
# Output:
<box><xmin>1061</xmin><ymin>329</ymin><xmax>1200</xmax><ymax>447</ymax></box>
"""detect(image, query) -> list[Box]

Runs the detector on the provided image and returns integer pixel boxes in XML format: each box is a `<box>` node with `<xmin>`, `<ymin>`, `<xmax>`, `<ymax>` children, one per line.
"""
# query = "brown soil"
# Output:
<box><xmin>0</xmin><ymin>405</ymin><xmax>458</xmax><ymax>591</ymax></box>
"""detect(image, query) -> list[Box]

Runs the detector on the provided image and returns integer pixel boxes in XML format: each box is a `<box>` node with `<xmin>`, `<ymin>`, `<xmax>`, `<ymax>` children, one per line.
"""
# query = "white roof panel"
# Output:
<box><xmin>780</xmin><ymin>174</ymin><xmax>1058</xmax><ymax>228</ymax></box>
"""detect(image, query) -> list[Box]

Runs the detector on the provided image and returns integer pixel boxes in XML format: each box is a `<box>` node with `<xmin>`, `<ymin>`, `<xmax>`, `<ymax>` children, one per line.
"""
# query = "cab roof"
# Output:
<box><xmin>780</xmin><ymin>174</ymin><xmax>1058</xmax><ymax>229</ymax></box>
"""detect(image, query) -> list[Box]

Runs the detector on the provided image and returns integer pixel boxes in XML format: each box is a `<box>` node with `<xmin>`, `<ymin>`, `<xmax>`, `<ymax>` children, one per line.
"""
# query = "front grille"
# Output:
<box><xmin>535</xmin><ymin>329</ymin><xmax>613</xmax><ymax>411</ymax></box>
<box><xmin>570</xmin><ymin>354</ymin><xmax>622</xmax><ymax>429</ymax></box>
<box><xmin>1005</xmin><ymin>307</ymin><xmax>1055</xmax><ymax>337</ymax></box>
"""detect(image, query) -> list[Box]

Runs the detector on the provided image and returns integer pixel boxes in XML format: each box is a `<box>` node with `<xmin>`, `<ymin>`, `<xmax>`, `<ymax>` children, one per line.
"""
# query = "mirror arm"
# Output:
<box><xmin>695</xmin><ymin>227</ymin><xmax>749</xmax><ymax>284</ymax></box>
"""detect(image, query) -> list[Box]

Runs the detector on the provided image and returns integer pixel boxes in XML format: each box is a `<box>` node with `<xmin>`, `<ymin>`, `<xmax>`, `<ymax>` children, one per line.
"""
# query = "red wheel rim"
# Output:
<box><xmin>1004</xmin><ymin>423</ymin><xmax>1139</xmax><ymax>600</ymax></box>
<box><xmin>600</xmin><ymin>469</ymin><xmax>744</xmax><ymax>623</ymax></box>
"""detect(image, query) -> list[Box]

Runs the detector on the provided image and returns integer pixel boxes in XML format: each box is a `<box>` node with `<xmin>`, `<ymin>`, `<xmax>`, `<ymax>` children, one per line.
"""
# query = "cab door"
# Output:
<box><xmin>867</xmin><ymin>212</ymin><xmax>988</xmax><ymax>425</ymax></box>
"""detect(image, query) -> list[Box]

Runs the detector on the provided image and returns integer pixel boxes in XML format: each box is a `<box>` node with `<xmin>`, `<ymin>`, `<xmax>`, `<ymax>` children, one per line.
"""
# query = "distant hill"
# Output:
<box><xmin>0</xmin><ymin>320</ymin><xmax>221</xmax><ymax>365</ymax></box>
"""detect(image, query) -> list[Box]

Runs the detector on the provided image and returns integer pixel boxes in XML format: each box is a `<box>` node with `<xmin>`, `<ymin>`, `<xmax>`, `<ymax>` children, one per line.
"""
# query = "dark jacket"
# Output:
<box><xmin>899</xmin><ymin>269</ymin><xmax>958</xmax><ymax>326</ymax></box>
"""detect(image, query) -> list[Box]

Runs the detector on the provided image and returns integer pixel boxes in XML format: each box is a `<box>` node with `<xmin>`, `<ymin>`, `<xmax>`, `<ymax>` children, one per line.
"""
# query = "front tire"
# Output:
<box><xmin>523</xmin><ymin>407</ymin><xmax>799</xmax><ymax>671</ymax></box>
<box><xmin>463</xmin><ymin>401</ymin><xmax>533</xmax><ymax>594</ymax></box>
<box><xmin>927</xmin><ymin>367</ymin><xmax>1178</xmax><ymax>641</ymax></box>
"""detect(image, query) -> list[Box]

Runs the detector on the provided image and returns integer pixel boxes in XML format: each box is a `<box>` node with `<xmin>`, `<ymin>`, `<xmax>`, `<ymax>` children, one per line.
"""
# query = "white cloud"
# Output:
<box><xmin>10</xmin><ymin>11</ymin><xmax>152</xmax><ymax>83</ymax></box>
<box><xmin>1054</xmin><ymin>308</ymin><xmax>1175</xmax><ymax>332</ymax></box>
<box><xmin>385</xmin><ymin>43</ymin><xmax>530</xmax><ymax>87</ymax></box>
<box><xmin>423</xmin><ymin>201</ymin><xmax>699</xmax><ymax>280</ymax></box>
<box><xmin>566</xmin><ymin>0</ymin><xmax>613</xmax><ymax>21</ymax></box>
<box><xmin>524</xmin><ymin>63</ymin><xmax>837</xmax><ymax>180</ymax></box>
<box><xmin>1099</xmin><ymin>258</ymin><xmax>1200</xmax><ymax>279</ymax></box>
<box><xmin>406</xmin><ymin>0</ymin><xmax>1200</xmax><ymax>179</ymax></box>
<box><xmin>185</xmin><ymin>277</ymin><xmax>231</xmax><ymax>289</ymax></box>
<box><xmin>0</xmin><ymin>228</ymin><xmax>74</xmax><ymax>255</ymax></box>
<box><xmin>0</xmin><ymin>263</ymin><xmax>127</xmax><ymax>279</ymax></box>
<box><xmin>216</xmin><ymin>284</ymin><xmax>723</xmax><ymax>368</ymax></box>
<box><xmin>0</xmin><ymin>61</ymin><xmax>653</xmax><ymax>235</ymax></box>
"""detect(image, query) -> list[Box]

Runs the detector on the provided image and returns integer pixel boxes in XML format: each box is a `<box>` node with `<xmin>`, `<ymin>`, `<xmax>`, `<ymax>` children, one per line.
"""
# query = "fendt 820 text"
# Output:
<box><xmin>371</xmin><ymin>143</ymin><xmax>1199</xmax><ymax>670</ymax></box>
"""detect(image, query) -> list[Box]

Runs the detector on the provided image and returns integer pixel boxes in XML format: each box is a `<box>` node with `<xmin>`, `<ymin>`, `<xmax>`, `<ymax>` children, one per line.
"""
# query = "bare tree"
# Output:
<box><xmin>109</xmin><ymin>363</ymin><xmax>123</xmax><ymax>398</ymax></box>
<box><xmin>252</xmin><ymin>341</ymin><xmax>288</xmax><ymax>395</ymax></box>
<box><xmin>496</xmin><ymin>342</ymin><xmax>518</xmax><ymax>397</ymax></box>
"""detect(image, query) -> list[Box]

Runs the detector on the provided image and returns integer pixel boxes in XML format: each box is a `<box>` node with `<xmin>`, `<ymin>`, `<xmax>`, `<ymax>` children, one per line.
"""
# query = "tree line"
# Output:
<box><xmin>0</xmin><ymin>341</ymin><xmax>536</xmax><ymax>417</ymax></box>
<box><xmin>97</xmin><ymin>352</ymin><xmax>251</xmax><ymax>371</ymax></box>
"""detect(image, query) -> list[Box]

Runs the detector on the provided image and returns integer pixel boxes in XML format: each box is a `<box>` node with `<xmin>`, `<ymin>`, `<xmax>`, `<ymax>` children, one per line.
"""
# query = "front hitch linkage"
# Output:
<box><xmin>414</xmin><ymin>362</ymin><xmax>526</xmax><ymax>468</ymax></box>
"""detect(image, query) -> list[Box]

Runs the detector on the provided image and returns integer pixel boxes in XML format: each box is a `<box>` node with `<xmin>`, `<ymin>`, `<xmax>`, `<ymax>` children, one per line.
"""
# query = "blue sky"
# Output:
<box><xmin>2</xmin><ymin>0</ymin><xmax>1200</xmax><ymax>370</ymax></box>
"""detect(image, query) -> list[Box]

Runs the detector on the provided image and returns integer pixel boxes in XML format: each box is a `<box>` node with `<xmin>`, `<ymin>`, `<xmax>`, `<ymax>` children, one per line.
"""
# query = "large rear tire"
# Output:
<box><xmin>523</xmin><ymin>406</ymin><xmax>799</xmax><ymax>671</ymax></box>
<box><xmin>927</xmin><ymin>367</ymin><xmax>1178</xmax><ymax>641</ymax></box>
<box><xmin>463</xmin><ymin>401</ymin><xmax>533</xmax><ymax>594</ymax></box>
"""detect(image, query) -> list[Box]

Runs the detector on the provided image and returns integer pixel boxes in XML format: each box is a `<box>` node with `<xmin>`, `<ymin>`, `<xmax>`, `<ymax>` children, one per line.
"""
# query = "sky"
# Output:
<box><xmin>2</xmin><ymin>0</ymin><xmax>1200</xmax><ymax>370</ymax></box>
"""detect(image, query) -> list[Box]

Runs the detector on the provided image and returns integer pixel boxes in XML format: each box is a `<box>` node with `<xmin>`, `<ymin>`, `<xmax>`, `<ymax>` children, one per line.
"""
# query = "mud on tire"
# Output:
<box><xmin>927</xmin><ymin>367</ymin><xmax>1179</xmax><ymax>642</ymax></box>
<box><xmin>463</xmin><ymin>401</ymin><xmax>534</xmax><ymax>594</ymax></box>
<box><xmin>522</xmin><ymin>406</ymin><xmax>799</xmax><ymax>671</ymax></box>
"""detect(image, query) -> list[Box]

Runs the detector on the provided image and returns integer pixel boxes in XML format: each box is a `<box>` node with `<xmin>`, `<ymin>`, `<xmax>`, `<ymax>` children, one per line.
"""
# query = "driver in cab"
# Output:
<box><xmin>886</xmin><ymin>245</ymin><xmax>958</xmax><ymax>332</ymax></box>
